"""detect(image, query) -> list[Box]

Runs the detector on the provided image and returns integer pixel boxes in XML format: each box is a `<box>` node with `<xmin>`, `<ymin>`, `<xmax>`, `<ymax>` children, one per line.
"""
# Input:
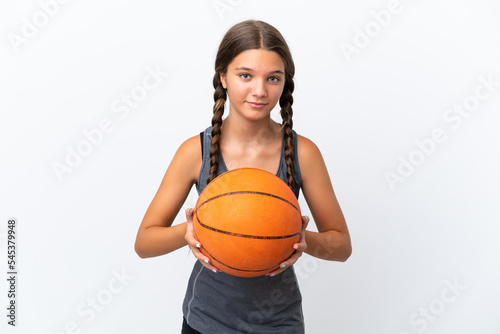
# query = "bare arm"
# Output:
<box><xmin>299</xmin><ymin>135</ymin><xmax>352</xmax><ymax>262</ymax></box>
<box><xmin>134</xmin><ymin>135</ymin><xmax>201</xmax><ymax>258</ymax></box>
<box><xmin>266</xmin><ymin>135</ymin><xmax>351</xmax><ymax>276</ymax></box>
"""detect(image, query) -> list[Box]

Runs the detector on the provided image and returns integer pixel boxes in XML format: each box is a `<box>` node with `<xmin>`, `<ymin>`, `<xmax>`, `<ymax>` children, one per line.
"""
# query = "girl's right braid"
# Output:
<box><xmin>280</xmin><ymin>77</ymin><xmax>296</xmax><ymax>191</ymax></box>
<box><xmin>207</xmin><ymin>74</ymin><xmax>227</xmax><ymax>185</ymax></box>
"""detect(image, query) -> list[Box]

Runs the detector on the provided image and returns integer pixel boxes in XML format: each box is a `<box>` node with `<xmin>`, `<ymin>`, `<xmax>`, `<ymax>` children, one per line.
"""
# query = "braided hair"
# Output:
<box><xmin>207</xmin><ymin>20</ymin><xmax>296</xmax><ymax>191</ymax></box>
<box><xmin>207</xmin><ymin>74</ymin><xmax>226</xmax><ymax>184</ymax></box>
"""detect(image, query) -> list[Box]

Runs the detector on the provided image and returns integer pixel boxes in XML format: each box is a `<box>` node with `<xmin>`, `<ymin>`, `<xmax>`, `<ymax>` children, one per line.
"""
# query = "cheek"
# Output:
<box><xmin>228</xmin><ymin>81</ymin><xmax>249</xmax><ymax>98</ymax></box>
<box><xmin>271</xmin><ymin>86</ymin><xmax>285</xmax><ymax>101</ymax></box>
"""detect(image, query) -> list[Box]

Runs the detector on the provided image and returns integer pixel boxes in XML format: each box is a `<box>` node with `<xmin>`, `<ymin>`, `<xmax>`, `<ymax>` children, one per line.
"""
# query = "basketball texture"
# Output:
<box><xmin>193</xmin><ymin>168</ymin><xmax>302</xmax><ymax>277</ymax></box>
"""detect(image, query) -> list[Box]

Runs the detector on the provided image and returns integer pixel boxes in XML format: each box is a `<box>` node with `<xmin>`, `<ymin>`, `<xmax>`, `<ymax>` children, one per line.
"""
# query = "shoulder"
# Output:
<box><xmin>297</xmin><ymin>134</ymin><xmax>323</xmax><ymax>163</ymax></box>
<box><xmin>169</xmin><ymin>134</ymin><xmax>202</xmax><ymax>183</ymax></box>
<box><xmin>296</xmin><ymin>134</ymin><xmax>327</xmax><ymax>183</ymax></box>
<box><xmin>178</xmin><ymin>133</ymin><xmax>202</xmax><ymax>154</ymax></box>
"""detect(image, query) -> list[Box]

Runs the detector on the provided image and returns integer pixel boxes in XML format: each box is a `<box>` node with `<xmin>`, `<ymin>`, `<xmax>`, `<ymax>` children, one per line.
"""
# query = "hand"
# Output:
<box><xmin>184</xmin><ymin>208</ymin><xmax>222</xmax><ymax>273</ymax></box>
<box><xmin>266</xmin><ymin>215</ymin><xmax>310</xmax><ymax>277</ymax></box>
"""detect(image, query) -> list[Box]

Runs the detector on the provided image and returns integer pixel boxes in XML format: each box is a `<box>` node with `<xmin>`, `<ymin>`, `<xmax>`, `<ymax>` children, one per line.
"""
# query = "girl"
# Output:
<box><xmin>134</xmin><ymin>20</ymin><xmax>352</xmax><ymax>333</ymax></box>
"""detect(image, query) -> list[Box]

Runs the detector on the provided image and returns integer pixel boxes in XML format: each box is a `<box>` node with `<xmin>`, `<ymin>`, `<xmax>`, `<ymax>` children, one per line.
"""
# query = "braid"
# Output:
<box><xmin>280</xmin><ymin>77</ymin><xmax>295</xmax><ymax>191</ymax></box>
<box><xmin>207</xmin><ymin>74</ymin><xmax>227</xmax><ymax>185</ymax></box>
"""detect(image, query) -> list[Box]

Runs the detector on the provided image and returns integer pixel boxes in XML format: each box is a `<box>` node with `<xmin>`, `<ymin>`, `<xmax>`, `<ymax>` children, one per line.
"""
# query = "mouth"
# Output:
<box><xmin>247</xmin><ymin>102</ymin><xmax>268</xmax><ymax>109</ymax></box>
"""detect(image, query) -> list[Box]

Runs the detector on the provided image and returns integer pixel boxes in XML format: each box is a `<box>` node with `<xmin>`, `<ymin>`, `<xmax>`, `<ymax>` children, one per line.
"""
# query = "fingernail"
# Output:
<box><xmin>212</xmin><ymin>268</ymin><xmax>217</xmax><ymax>273</ymax></box>
<box><xmin>204</xmin><ymin>259</ymin><xmax>209</xmax><ymax>264</ymax></box>
<box><xmin>293</xmin><ymin>244</ymin><xmax>299</xmax><ymax>249</ymax></box>
<box><xmin>270</xmin><ymin>273</ymin><xmax>275</xmax><ymax>277</ymax></box>
<box><xmin>280</xmin><ymin>264</ymin><xmax>286</xmax><ymax>268</ymax></box>
<box><xmin>196</xmin><ymin>243</ymin><xmax>200</xmax><ymax>248</ymax></box>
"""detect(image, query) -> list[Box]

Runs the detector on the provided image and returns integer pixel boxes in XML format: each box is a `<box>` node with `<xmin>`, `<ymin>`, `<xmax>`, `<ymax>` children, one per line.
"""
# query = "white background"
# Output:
<box><xmin>1</xmin><ymin>0</ymin><xmax>499</xmax><ymax>333</ymax></box>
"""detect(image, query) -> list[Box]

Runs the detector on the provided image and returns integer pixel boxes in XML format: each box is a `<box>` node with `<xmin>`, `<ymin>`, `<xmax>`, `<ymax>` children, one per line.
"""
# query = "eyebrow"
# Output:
<box><xmin>234</xmin><ymin>67</ymin><xmax>285</xmax><ymax>75</ymax></box>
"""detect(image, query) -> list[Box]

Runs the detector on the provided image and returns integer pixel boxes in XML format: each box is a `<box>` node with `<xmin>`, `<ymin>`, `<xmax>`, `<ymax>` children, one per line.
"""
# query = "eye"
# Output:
<box><xmin>268</xmin><ymin>76</ymin><xmax>281</xmax><ymax>83</ymax></box>
<box><xmin>239</xmin><ymin>73</ymin><xmax>251</xmax><ymax>79</ymax></box>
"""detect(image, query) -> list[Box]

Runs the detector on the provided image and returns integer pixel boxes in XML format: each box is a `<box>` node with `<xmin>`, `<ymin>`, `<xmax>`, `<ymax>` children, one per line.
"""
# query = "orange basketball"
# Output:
<box><xmin>193</xmin><ymin>168</ymin><xmax>302</xmax><ymax>277</ymax></box>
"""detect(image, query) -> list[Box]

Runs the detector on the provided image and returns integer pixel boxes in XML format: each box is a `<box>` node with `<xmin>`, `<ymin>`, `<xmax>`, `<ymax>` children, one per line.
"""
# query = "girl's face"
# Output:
<box><xmin>220</xmin><ymin>49</ymin><xmax>285</xmax><ymax>123</ymax></box>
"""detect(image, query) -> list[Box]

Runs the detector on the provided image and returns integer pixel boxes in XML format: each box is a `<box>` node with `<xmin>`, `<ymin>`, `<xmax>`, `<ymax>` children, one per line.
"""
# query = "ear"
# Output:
<box><xmin>220</xmin><ymin>72</ymin><xmax>227</xmax><ymax>90</ymax></box>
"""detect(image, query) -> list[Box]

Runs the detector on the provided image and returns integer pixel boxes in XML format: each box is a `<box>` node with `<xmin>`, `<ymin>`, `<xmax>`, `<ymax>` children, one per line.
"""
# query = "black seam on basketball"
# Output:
<box><xmin>198</xmin><ymin>191</ymin><xmax>300</xmax><ymax>213</ymax></box>
<box><xmin>195</xmin><ymin>214</ymin><xmax>301</xmax><ymax>239</ymax></box>
<box><xmin>201</xmin><ymin>245</ymin><xmax>280</xmax><ymax>273</ymax></box>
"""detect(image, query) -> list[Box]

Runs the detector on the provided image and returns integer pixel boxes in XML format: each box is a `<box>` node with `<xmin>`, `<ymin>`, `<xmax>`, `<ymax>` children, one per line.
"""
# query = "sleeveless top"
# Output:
<box><xmin>182</xmin><ymin>126</ymin><xmax>305</xmax><ymax>334</ymax></box>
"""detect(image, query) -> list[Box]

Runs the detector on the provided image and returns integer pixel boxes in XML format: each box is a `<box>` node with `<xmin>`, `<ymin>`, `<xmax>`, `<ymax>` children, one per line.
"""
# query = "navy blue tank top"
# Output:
<box><xmin>182</xmin><ymin>126</ymin><xmax>305</xmax><ymax>334</ymax></box>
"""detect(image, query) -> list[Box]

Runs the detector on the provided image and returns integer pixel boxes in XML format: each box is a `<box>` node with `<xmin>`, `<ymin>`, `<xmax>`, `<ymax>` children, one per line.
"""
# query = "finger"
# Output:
<box><xmin>186</xmin><ymin>241</ymin><xmax>222</xmax><ymax>273</ymax></box>
<box><xmin>185</xmin><ymin>229</ymin><xmax>201</xmax><ymax>249</ymax></box>
<box><xmin>302</xmin><ymin>215</ymin><xmax>310</xmax><ymax>229</ymax></box>
<box><xmin>282</xmin><ymin>250</ymin><xmax>303</xmax><ymax>267</ymax></box>
<box><xmin>199</xmin><ymin>257</ymin><xmax>222</xmax><ymax>273</ymax></box>
<box><xmin>266</xmin><ymin>264</ymin><xmax>286</xmax><ymax>277</ymax></box>
<box><xmin>186</xmin><ymin>243</ymin><xmax>221</xmax><ymax>273</ymax></box>
<box><xmin>293</xmin><ymin>241</ymin><xmax>307</xmax><ymax>252</ymax></box>
<box><xmin>192</xmin><ymin>246</ymin><xmax>222</xmax><ymax>273</ymax></box>
<box><xmin>185</xmin><ymin>208</ymin><xmax>221</xmax><ymax>273</ymax></box>
<box><xmin>186</xmin><ymin>234</ymin><xmax>200</xmax><ymax>247</ymax></box>
<box><xmin>185</xmin><ymin>207</ymin><xmax>195</xmax><ymax>220</ymax></box>
<box><xmin>266</xmin><ymin>262</ymin><xmax>290</xmax><ymax>277</ymax></box>
<box><xmin>185</xmin><ymin>208</ymin><xmax>199</xmax><ymax>245</ymax></box>
<box><xmin>267</xmin><ymin>251</ymin><xmax>303</xmax><ymax>277</ymax></box>
<box><xmin>293</xmin><ymin>216</ymin><xmax>309</xmax><ymax>251</ymax></box>
<box><xmin>266</xmin><ymin>269</ymin><xmax>283</xmax><ymax>277</ymax></box>
<box><xmin>187</xmin><ymin>241</ymin><xmax>203</xmax><ymax>256</ymax></box>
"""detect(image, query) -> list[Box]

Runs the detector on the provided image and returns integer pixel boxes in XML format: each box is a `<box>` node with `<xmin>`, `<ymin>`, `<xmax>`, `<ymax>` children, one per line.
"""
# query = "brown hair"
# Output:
<box><xmin>207</xmin><ymin>20</ymin><xmax>296</xmax><ymax>190</ymax></box>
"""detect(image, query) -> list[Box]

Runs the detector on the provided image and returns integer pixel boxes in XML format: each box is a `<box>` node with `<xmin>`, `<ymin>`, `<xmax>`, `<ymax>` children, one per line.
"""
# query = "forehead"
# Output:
<box><xmin>228</xmin><ymin>49</ymin><xmax>285</xmax><ymax>73</ymax></box>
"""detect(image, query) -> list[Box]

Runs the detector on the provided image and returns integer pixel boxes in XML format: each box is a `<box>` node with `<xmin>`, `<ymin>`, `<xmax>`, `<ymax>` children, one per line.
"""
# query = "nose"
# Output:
<box><xmin>251</xmin><ymin>78</ymin><xmax>267</xmax><ymax>98</ymax></box>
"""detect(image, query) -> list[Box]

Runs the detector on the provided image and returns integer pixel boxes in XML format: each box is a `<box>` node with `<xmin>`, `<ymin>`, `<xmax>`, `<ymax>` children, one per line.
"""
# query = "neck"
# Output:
<box><xmin>221</xmin><ymin>114</ymin><xmax>280</xmax><ymax>145</ymax></box>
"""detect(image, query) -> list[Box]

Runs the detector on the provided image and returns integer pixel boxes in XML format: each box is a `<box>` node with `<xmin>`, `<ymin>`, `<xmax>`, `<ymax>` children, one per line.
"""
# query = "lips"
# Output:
<box><xmin>247</xmin><ymin>102</ymin><xmax>267</xmax><ymax>109</ymax></box>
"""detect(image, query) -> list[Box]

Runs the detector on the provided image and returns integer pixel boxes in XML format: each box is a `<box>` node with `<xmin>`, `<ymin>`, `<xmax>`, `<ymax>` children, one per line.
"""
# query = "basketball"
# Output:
<box><xmin>193</xmin><ymin>167</ymin><xmax>302</xmax><ymax>277</ymax></box>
